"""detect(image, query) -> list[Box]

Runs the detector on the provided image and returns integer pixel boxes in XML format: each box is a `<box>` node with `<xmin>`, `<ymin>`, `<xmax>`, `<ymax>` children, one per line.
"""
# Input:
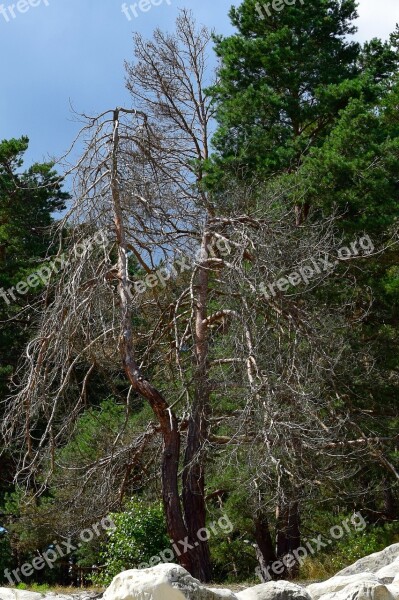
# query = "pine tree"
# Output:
<box><xmin>210</xmin><ymin>0</ymin><xmax>396</xmax><ymax>180</ymax></box>
<box><xmin>0</xmin><ymin>137</ymin><xmax>68</xmax><ymax>404</ymax></box>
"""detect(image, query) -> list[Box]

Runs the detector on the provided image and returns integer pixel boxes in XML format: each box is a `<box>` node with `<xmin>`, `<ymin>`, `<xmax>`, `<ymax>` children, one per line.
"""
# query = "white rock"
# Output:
<box><xmin>336</xmin><ymin>545</ymin><xmax>399</xmax><ymax>577</ymax></box>
<box><xmin>308</xmin><ymin>573</ymin><xmax>382</xmax><ymax>600</ymax></box>
<box><xmin>0</xmin><ymin>590</ymin><xmax>43</xmax><ymax>600</ymax></box>
<box><xmin>102</xmin><ymin>563</ymin><xmax>238</xmax><ymax>600</ymax></box>
<box><xmin>376</xmin><ymin>559</ymin><xmax>399</xmax><ymax>583</ymax></box>
<box><xmin>387</xmin><ymin>584</ymin><xmax>399</xmax><ymax>600</ymax></box>
<box><xmin>236</xmin><ymin>580</ymin><xmax>312</xmax><ymax>600</ymax></box>
<box><xmin>43</xmin><ymin>596</ymin><xmax>74</xmax><ymax>600</ymax></box>
<box><xmin>317</xmin><ymin>580</ymin><xmax>395</xmax><ymax>600</ymax></box>
<box><xmin>206</xmin><ymin>590</ymin><xmax>238</xmax><ymax>599</ymax></box>
<box><xmin>207</xmin><ymin>590</ymin><xmax>238</xmax><ymax>599</ymax></box>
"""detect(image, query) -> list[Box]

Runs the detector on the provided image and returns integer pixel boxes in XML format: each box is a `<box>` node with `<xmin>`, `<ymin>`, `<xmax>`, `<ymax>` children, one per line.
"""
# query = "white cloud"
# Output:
<box><xmin>356</xmin><ymin>0</ymin><xmax>399</xmax><ymax>42</ymax></box>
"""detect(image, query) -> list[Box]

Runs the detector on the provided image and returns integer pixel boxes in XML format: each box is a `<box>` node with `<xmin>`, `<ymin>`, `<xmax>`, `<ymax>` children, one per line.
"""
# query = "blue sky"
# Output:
<box><xmin>1</xmin><ymin>0</ymin><xmax>399</xmax><ymax>170</ymax></box>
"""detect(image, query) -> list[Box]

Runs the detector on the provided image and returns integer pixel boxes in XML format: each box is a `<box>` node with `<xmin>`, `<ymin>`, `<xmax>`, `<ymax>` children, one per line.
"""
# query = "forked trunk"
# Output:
<box><xmin>110</xmin><ymin>108</ymin><xmax>196</xmax><ymax>576</ymax></box>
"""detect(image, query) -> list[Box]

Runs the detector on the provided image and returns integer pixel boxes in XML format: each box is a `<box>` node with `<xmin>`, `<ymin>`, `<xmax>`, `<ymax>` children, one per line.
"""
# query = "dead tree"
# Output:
<box><xmin>2</xmin><ymin>11</ymin><xmax>217</xmax><ymax>582</ymax></box>
<box><xmin>2</xmin><ymin>12</ymin><xmax>396</xmax><ymax>584</ymax></box>
<box><xmin>124</xmin><ymin>11</ymin><xmax>216</xmax><ymax>579</ymax></box>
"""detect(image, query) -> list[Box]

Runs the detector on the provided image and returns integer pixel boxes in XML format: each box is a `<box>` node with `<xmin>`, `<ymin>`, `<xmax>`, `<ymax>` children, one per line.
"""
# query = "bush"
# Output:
<box><xmin>16</xmin><ymin>583</ymin><xmax>51</xmax><ymax>593</ymax></box>
<box><xmin>210</xmin><ymin>534</ymin><xmax>257</xmax><ymax>583</ymax></box>
<box><xmin>93</xmin><ymin>500</ymin><xmax>169</xmax><ymax>586</ymax></box>
<box><xmin>0</xmin><ymin>530</ymin><xmax>12</xmax><ymax>584</ymax></box>
<box><xmin>300</xmin><ymin>520</ymin><xmax>399</xmax><ymax>580</ymax></box>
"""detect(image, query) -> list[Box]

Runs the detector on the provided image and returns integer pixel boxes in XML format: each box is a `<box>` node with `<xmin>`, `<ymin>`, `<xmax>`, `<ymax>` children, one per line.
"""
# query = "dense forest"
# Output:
<box><xmin>1</xmin><ymin>0</ymin><xmax>399</xmax><ymax>589</ymax></box>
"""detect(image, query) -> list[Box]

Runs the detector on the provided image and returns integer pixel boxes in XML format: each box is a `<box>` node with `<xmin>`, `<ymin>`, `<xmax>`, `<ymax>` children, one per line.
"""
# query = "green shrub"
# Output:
<box><xmin>330</xmin><ymin>521</ymin><xmax>399</xmax><ymax>570</ymax></box>
<box><xmin>209</xmin><ymin>534</ymin><xmax>257</xmax><ymax>583</ymax></box>
<box><xmin>27</xmin><ymin>583</ymin><xmax>51</xmax><ymax>593</ymax></box>
<box><xmin>15</xmin><ymin>583</ymin><xmax>28</xmax><ymax>590</ymax></box>
<box><xmin>93</xmin><ymin>500</ymin><xmax>169</xmax><ymax>586</ymax></box>
<box><xmin>0</xmin><ymin>531</ymin><xmax>12</xmax><ymax>584</ymax></box>
<box><xmin>300</xmin><ymin>521</ymin><xmax>399</xmax><ymax>580</ymax></box>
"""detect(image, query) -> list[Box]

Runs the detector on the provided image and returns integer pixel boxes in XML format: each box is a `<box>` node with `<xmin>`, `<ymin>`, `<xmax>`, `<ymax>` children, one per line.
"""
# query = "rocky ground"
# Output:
<box><xmin>0</xmin><ymin>593</ymin><xmax>101</xmax><ymax>600</ymax></box>
<box><xmin>1</xmin><ymin>543</ymin><xmax>399</xmax><ymax>600</ymax></box>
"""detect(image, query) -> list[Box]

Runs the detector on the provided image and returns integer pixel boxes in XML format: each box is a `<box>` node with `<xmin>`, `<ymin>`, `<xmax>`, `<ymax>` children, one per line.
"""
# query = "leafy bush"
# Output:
<box><xmin>330</xmin><ymin>521</ymin><xmax>399</xmax><ymax>570</ymax></box>
<box><xmin>16</xmin><ymin>583</ymin><xmax>51</xmax><ymax>593</ymax></box>
<box><xmin>0</xmin><ymin>530</ymin><xmax>12</xmax><ymax>584</ymax></box>
<box><xmin>300</xmin><ymin>521</ymin><xmax>399</xmax><ymax>580</ymax></box>
<box><xmin>93</xmin><ymin>500</ymin><xmax>169</xmax><ymax>586</ymax></box>
<box><xmin>210</xmin><ymin>534</ymin><xmax>257</xmax><ymax>583</ymax></box>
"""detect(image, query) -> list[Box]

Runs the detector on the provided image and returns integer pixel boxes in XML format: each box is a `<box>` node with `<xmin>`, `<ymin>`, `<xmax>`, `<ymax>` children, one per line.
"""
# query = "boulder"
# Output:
<box><xmin>307</xmin><ymin>547</ymin><xmax>399</xmax><ymax>600</ymax></box>
<box><xmin>102</xmin><ymin>563</ymin><xmax>238</xmax><ymax>600</ymax></box>
<box><xmin>336</xmin><ymin>545</ymin><xmax>399</xmax><ymax>577</ymax></box>
<box><xmin>376</xmin><ymin>559</ymin><xmax>399</xmax><ymax>583</ymax></box>
<box><xmin>387</xmin><ymin>585</ymin><xmax>399</xmax><ymax>600</ymax></box>
<box><xmin>207</xmin><ymin>591</ymin><xmax>239</xmax><ymax>600</ymax></box>
<box><xmin>0</xmin><ymin>590</ymin><xmax>43</xmax><ymax>600</ymax></box>
<box><xmin>307</xmin><ymin>574</ymin><xmax>383</xmax><ymax>600</ymax></box>
<box><xmin>236</xmin><ymin>580</ymin><xmax>312</xmax><ymax>600</ymax></box>
<box><xmin>40</xmin><ymin>596</ymin><xmax>75</xmax><ymax>600</ymax></box>
<box><xmin>316</xmin><ymin>580</ymin><xmax>395</xmax><ymax>600</ymax></box>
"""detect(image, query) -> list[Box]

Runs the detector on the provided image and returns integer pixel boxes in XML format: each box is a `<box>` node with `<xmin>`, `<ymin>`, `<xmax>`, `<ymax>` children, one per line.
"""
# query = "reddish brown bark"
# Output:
<box><xmin>276</xmin><ymin>500</ymin><xmax>301</xmax><ymax>577</ymax></box>
<box><xmin>111</xmin><ymin>109</ymin><xmax>210</xmax><ymax>581</ymax></box>
<box><xmin>182</xmin><ymin>232</ymin><xmax>212</xmax><ymax>582</ymax></box>
<box><xmin>254</xmin><ymin>512</ymin><xmax>278</xmax><ymax>581</ymax></box>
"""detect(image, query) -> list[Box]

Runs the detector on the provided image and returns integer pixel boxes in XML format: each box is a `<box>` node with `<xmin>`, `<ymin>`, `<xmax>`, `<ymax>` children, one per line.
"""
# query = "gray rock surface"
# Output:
<box><xmin>236</xmin><ymin>581</ymin><xmax>312</xmax><ymax>600</ymax></box>
<box><xmin>0</xmin><ymin>590</ymin><xmax>43</xmax><ymax>600</ymax></box>
<box><xmin>387</xmin><ymin>584</ymin><xmax>399</xmax><ymax>600</ymax></box>
<box><xmin>336</xmin><ymin>545</ymin><xmax>399</xmax><ymax>577</ymax></box>
<box><xmin>307</xmin><ymin>574</ymin><xmax>383</xmax><ymax>600</ymax></box>
<box><xmin>102</xmin><ymin>563</ymin><xmax>238</xmax><ymax>600</ymax></box>
<box><xmin>376</xmin><ymin>559</ymin><xmax>399</xmax><ymax>583</ymax></box>
<box><xmin>316</xmin><ymin>580</ymin><xmax>396</xmax><ymax>600</ymax></box>
<box><xmin>0</xmin><ymin>590</ymin><xmax>100</xmax><ymax>600</ymax></box>
<box><xmin>306</xmin><ymin>544</ymin><xmax>399</xmax><ymax>600</ymax></box>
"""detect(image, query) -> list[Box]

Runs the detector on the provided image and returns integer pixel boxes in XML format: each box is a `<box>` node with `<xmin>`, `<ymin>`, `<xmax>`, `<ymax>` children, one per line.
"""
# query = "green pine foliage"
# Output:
<box><xmin>209</xmin><ymin>0</ymin><xmax>397</xmax><ymax>181</ymax></box>
<box><xmin>0</xmin><ymin>137</ymin><xmax>68</xmax><ymax>400</ymax></box>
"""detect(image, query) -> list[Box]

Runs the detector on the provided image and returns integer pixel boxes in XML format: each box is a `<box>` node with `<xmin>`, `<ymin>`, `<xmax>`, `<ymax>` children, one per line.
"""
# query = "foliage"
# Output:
<box><xmin>209</xmin><ymin>0</ymin><xmax>395</xmax><ymax>181</ymax></box>
<box><xmin>15</xmin><ymin>583</ymin><xmax>52</xmax><ymax>593</ymax></box>
<box><xmin>301</xmin><ymin>521</ymin><xmax>399</xmax><ymax>580</ymax></box>
<box><xmin>92</xmin><ymin>500</ymin><xmax>169</xmax><ymax>586</ymax></box>
<box><xmin>0</xmin><ymin>136</ymin><xmax>68</xmax><ymax>400</ymax></box>
<box><xmin>0</xmin><ymin>530</ymin><xmax>12</xmax><ymax>584</ymax></box>
<box><xmin>1</xmin><ymin>3</ymin><xmax>399</xmax><ymax>588</ymax></box>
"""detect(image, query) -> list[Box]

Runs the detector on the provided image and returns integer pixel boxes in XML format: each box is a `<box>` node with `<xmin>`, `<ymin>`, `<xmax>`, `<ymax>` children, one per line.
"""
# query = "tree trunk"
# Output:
<box><xmin>383</xmin><ymin>478</ymin><xmax>397</xmax><ymax>521</ymax></box>
<box><xmin>110</xmin><ymin>108</ymin><xmax>195</xmax><ymax>576</ymax></box>
<box><xmin>182</xmin><ymin>403</ymin><xmax>212</xmax><ymax>581</ymax></box>
<box><xmin>253</xmin><ymin>512</ymin><xmax>277</xmax><ymax>581</ymax></box>
<box><xmin>182</xmin><ymin>231</ymin><xmax>212</xmax><ymax>582</ymax></box>
<box><xmin>276</xmin><ymin>500</ymin><xmax>301</xmax><ymax>578</ymax></box>
<box><xmin>295</xmin><ymin>202</ymin><xmax>310</xmax><ymax>226</ymax></box>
